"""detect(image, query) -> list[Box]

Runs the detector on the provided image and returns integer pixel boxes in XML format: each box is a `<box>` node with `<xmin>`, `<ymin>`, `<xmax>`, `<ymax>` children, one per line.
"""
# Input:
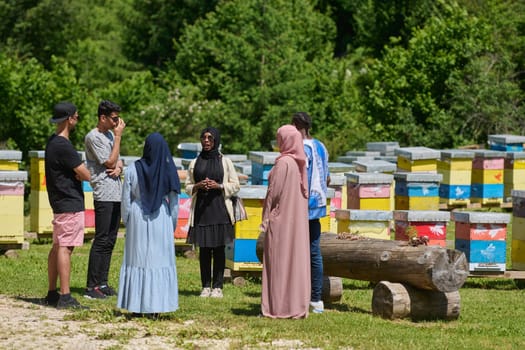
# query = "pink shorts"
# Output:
<box><xmin>52</xmin><ymin>212</ymin><xmax>85</xmax><ymax>247</ymax></box>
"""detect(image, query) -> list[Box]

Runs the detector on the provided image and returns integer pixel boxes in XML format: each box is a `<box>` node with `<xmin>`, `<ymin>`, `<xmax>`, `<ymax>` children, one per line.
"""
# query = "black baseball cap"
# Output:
<box><xmin>50</xmin><ymin>102</ymin><xmax>77</xmax><ymax>123</ymax></box>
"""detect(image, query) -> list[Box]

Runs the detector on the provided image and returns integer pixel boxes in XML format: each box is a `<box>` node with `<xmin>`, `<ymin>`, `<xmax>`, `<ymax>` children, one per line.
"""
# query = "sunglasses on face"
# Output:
<box><xmin>200</xmin><ymin>134</ymin><xmax>214</xmax><ymax>141</ymax></box>
<box><xmin>106</xmin><ymin>115</ymin><xmax>119</xmax><ymax>123</ymax></box>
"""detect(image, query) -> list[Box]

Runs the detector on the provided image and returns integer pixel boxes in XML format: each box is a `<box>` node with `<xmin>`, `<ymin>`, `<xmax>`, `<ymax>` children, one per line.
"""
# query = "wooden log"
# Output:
<box><xmin>256</xmin><ymin>232</ymin><xmax>468</xmax><ymax>292</ymax></box>
<box><xmin>372</xmin><ymin>281</ymin><xmax>461</xmax><ymax>320</ymax></box>
<box><xmin>322</xmin><ymin>276</ymin><xmax>342</xmax><ymax>303</ymax></box>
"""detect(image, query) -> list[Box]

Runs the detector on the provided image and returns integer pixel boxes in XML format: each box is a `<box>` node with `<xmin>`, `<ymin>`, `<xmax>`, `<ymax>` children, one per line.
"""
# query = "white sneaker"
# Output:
<box><xmin>200</xmin><ymin>287</ymin><xmax>211</xmax><ymax>297</ymax></box>
<box><xmin>210</xmin><ymin>288</ymin><xmax>223</xmax><ymax>298</ymax></box>
<box><xmin>309</xmin><ymin>300</ymin><xmax>324</xmax><ymax>314</ymax></box>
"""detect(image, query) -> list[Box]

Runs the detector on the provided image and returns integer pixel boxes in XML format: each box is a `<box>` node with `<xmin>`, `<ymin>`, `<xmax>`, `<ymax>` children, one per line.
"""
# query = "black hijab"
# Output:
<box><xmin>194</xmin><ymin>127</ymin><xmax>223</xmax><ymax>183</ymax></box>
<box><xmin>135</xmin><ymin>132</ymin><xmax>181</xmax><ymax>215</ymax></box>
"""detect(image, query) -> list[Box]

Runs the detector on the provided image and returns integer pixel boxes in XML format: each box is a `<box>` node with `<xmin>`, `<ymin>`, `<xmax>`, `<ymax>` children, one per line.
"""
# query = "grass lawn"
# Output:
<box><xmin>1</xmin><ymin>229</ymin><xmax>524</xmax><ymax>349</ymax></box>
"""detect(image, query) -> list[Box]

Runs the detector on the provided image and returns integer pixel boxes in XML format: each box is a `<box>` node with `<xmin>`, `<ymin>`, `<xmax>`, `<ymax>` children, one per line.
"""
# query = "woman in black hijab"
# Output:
<box><xmin>186</xmin><ymin>127</ymin><xmax>240</xmax><ymax>298</ymax></box>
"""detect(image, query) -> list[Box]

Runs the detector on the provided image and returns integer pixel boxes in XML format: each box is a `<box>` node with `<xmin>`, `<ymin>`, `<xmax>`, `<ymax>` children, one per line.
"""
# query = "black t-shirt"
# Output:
<box><xmin>44</xmin><ymin>134</ymin><xmax>85</xmax><ymax>213</ymax></box>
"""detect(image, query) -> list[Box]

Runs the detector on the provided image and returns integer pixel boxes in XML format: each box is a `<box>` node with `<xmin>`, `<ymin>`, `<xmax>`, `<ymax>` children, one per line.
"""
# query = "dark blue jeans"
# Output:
<box><xmin>309</xmin><ymin>219</ymin><xmax>324</xmax><ymax>302</ymax></box>
<box><xmin>86</xmin><ymin>201</ymin><xmax>121</xmax><ymax>288</ymax></box>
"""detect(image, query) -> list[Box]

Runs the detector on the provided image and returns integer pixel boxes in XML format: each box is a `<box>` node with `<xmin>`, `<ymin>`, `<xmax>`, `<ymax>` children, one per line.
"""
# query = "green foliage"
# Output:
<box><xmin>0</xmin><ymin>54</ymin><xmax>93</xmax><ymax>155</ymax></box>
<box><xmin>173</xmin><ymin>0</ymin><xmax>356</xmax><ymax>154</ymax></box>
<box><xmin>359</xmin><ymin>2</ymin><xmax>489</xmax><ymax>147</ymax></box>
<box><xmin>122</xmin><ymin>0</ymin><xmax>219</xmax><ymax>69</ymax></box>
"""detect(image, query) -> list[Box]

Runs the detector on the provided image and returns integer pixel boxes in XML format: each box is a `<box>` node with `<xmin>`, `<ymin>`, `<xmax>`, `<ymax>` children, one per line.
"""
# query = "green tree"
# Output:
<box><xmin>359</xmin><ymin>2</ymin><xmax>488</xmax><ymax>148</ymax></box>
<box><xmin>122</xmin><ymin>0</ymin><xmax>219</xmax><ymax>69</ymax></box>
<box><xmin>172</xmin><ymin>0</ymin><xmax>362</xmax><ymax>155</ymax></box>
<box><xmin>0</xmin><ymin>54</ymin><xmax>94</xmax><ymax>157</ymax></box>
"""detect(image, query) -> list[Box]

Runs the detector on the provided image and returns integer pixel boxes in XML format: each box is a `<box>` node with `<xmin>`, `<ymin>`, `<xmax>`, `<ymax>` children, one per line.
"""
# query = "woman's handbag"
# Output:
<box><xmin>231</xmin><ymin>196</ymin><xmax>248</xmax><ymax>223</ymax></box>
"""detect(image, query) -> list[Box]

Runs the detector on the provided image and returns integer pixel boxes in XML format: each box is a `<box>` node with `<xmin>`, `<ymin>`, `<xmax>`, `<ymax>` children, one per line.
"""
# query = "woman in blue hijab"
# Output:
<box><xmin>117</xmin><ymin>132</ymin><xmax>181</xmax><ymax>317</ymax></box>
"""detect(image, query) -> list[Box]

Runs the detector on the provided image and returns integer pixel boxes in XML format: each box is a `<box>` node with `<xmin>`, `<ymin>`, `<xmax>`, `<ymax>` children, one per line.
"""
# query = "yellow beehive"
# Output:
<box><xmin>0</xmin><ymin>170</ymin><xmax>27</xmax><ymax>244</ymax></box>
<box><xmin>395</xmin><ymin>195</ymin><xmax>440</xmax><ymax>210</ymax></box>
<box><xmin>225</xmin><ymin>261</ymin><xmax>262</xmax><ymax>272</ymax></box>
<box><xmin>437</xmin><ymin>158</ymin><xmax>473</xmax><ymax>171</ymax></box>
<box><xmin>440</xmin><ymin>197</ymin><xmax>471</xmax><ymax>206</ymax></box>
<box><xmin>511</xmin><ymin>239</ymin><xmax>525</xmax><ymax>270</ymax></box>
<box><xmin>84</xmin><ymin>192</ymin><xmax>95</xmax><ymax>210</ymax></box>
<box><xmin>233</xmin><ymin>186</ymin><xmax>266</xmax><ymax>238</ymax></box>
<box><xmin>335</xmin><ymin>209</ymin><xmax>392</xmax><ymax>239</ymax></box>
<box><xmin>0</xmin><ymin>161</ymin><xmax>20</xmax><ymax>171</ymax></box>
<box><xmin>512</xmin><ymin>216</ymin><xmax>525</xmax><ymax>241</ymax></box>
<box><xmin>30</xmin><ymin>191</ymin><xmax>54</xmax><ymax>233</ymax></box>
<box><xmin>351</xmin><ymin>197</ymin><xmax>391</xmax><ymax>210</ymax></box>
<box><xmin>471</xmin><ymin>169</ymin><xmax>503</xmax><ymax>184</ymax></box>
<box><xmin>470</xmin><ymin>197</ymin><xmax>502</xmax><ymax>205</ymax></box>
<box><xmin>397</xmin><ymin>157</ymin><xmax>437</xmax><ymax>172</ymax></box>
<box><xmin>0</xmin><ymin>150</ymin><xmax>22</xmax><ymax>171</ymax></box>
<box><xmin>439</xmin><ymin>169</ymin><xmax>472</xmax><ymax>185</ymax></box>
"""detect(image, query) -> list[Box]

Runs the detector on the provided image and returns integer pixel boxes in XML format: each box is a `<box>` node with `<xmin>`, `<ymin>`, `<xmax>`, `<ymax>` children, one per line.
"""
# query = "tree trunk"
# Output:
<box><xmin>372</xmin><ymin>281</ymin><xmax>461</xmax><ymax>320</ymax></box>
<box><xmin>256</xmin><ymin>233</ymin><xmax>468</xmax><ymax>292</ymax></box>
<box><xmin>322</xmin><ymin>276</ymin><xmax>342</xmax><ymax>303</ymax></box>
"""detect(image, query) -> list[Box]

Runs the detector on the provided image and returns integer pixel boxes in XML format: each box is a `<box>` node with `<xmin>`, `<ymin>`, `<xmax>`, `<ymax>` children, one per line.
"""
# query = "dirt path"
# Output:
<box><xmin>0</xmin><ymin>294</ymin><xmax>231</xmax><ymax>349</ymax></box>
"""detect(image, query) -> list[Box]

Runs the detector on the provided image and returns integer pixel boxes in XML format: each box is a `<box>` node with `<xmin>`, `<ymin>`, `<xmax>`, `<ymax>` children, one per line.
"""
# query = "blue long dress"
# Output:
<box><xmin>117</xmin><ymin>162</ymin><xmax>179</xmax><ymax>313</ymax></box>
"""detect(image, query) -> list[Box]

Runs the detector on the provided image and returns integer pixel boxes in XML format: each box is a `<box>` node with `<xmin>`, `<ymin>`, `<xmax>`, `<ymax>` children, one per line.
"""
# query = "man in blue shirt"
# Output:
<box><xmin>292</xmin><ymin>112</ymin><xmax>330</xmax><ymax>314</ymax></box>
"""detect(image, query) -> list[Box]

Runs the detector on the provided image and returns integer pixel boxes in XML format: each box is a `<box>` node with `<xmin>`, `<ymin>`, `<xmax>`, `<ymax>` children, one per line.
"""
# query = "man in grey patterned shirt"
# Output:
<box><xmin>84</xmin><ymin>100</ymin><xmax>126</xmax><ymax>299</ymax></box>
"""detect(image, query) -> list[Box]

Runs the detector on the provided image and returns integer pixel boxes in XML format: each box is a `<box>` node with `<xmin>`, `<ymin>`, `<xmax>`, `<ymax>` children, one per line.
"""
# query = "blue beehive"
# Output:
<box><xmin>488</xmin><ymin>134</ymin><xmax>525</xmax><ymax>152</ymax></box>
<box><xmin>248</xmin><ymin>151</ymin><xmax>279</xmax><ymax>186</ymax></box>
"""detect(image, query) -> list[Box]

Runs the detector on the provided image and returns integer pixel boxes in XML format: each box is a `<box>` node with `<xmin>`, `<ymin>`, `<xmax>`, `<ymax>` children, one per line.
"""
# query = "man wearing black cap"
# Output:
<box><xmin>84</xmin><ymin>100</ymin><xmax>126</xmax><ymax>299</ymax></box>
<box><xmin>44</xmin><ymin>101</ymin><xmax>91</xmax><ymax>309</ymax></box>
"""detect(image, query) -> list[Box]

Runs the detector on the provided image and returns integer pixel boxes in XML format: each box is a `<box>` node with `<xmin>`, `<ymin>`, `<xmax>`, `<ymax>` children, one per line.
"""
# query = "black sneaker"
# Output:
<box><xmin>56</xmin><ymin>295</ymin><xmax>89</xmax><ymax>310</ymax></box>
<box><xmin>84</xmin><ymin>287</ymin><xmax>107</xmax><ymax>299</ymax></box>
<box><xmin>44</xmin><ymin>290</ymin><xmax>60</xmax><ymax>307</ymax></box>
<box><xmin>99</xmin><ymin>285</ymin><xmax>117</xmax><ymax>296</ymax></box>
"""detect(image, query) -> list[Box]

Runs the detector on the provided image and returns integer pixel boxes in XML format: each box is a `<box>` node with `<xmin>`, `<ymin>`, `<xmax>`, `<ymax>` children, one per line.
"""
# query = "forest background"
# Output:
<box><xmin>0</xmin><ymin>0</ymin><xmax>524</xmax><ymax>160</ymax></box>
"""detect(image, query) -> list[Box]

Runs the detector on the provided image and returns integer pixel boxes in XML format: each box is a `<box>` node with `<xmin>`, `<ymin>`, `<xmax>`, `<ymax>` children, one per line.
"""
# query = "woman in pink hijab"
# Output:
<box><xmin>260</xmin><ymin>124</ymin><xmax>311</xmax><ymax>319</ymax></box>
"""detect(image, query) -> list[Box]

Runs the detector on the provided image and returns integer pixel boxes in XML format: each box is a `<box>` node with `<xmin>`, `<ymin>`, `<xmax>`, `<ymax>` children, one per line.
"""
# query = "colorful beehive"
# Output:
<box><xmin>177</xmin><ymin>142</ymin><xmax>202</xmax><ymax>160</ymax></box>
<box><xmin>504</xmin><ymin>152</ymin><xmax>525</xmax><ymax>201</ymax></box>
<box><xmin>366</xmin><ymin>141</ymin><xmax>400</xmax><ymax>156</ymax></box>
<box><xmin>511</xmin><ymin>190</ymin><xmax>525</xmax><ymax>270</ymax></box>
<box><xmin>353</xmin><ymin>160</ymin><xmax>396</xmax><ymax>174</ymax></box>
<box><xmin>30</xmin><ymin>150</ymin><xmax>96</xmax><ymax>237</ymax></box>
<box><xmin>234</xmin><ymin>160</ymin><xmax>252</xmax><ymax>185</ymax></box>
<box><xmin>470</xmin><ymin>150</ymin><xmax>505</xmax><ymax>205</ymax></box>
<box><xmin>336</xmin><ymin>155</ymin><xmax>377</xmax><ymax>164</ymax></box>
<box><xmin>120</xmin><ymin>155</ymin><xmax>140</xmax><ymax>168</ymax></box>
<box><xmin>394</xmin><ymin>172</ymin><xmax>442</xmax><ymax>210</ymax></box>
<box><xmin>355</xmin><ymin>160</ymin><xmax>396</xmax><ymax>211</ymax></box>
<box><xmin>0</xmin><ymin>170</ymin><xmax>27</xmax><ymax>245</ymax></box>
<box><xmin>248</xmin><ymin>151</ymin><xmax>279</xmax><ymax>186</ymax></box>
<box><xmin>226</xmin><ymin>185</ymin><xmax>267</xmax><ymax>272</ymax></box>
<box><xmin>321</xmin><ymin>188</ymin><xmax>334</xmax><ymax>232</ymax></box>
<box><xmin>334</xmin><ymin>209</ymin><xmax>392</xmax><ymax>240</ymax></box>
<box><xmin>225</xmin><ymin>154</ymin><xmax>248</xmax><ymax>163</ymax></box>
<box><xmin>83</xmin><ymin>180</ymin><xmax>95</xmax><ymax>234</ymax></box>
<box><xmin>395</xmin><ymin>147</ymin><xmax>440</xmax><ymax>173</ymax></box>
<box><xmin>488</xmin><ymin>134</ymin><xmax>525</xmax><ymax>152</ymax></box>
<box><xmin>438</xmin><ymin>150</ymin><xmax>473</xmax><ymax>206</ymax></box>
<box><xmin>452</xmin><ymin>211</ymin><xmax>510</xmax><ymax>272</ymax></box>
<box><xmin>346</xmin><ymin>172</ymin><xmax>393</xmax><ymax>210</ymax></box>
<box><xmin>0</xmin><ymin>150</ymin><xmax>21</xmax><ymax>171</ymax></box>
<box><xmin>29</xmin><ymin>150</ymin><xmax>53</xmax><ymax>234</ymax></box>
<box><xmin>78</xmin><ymin>151</ymin><xmax>94</xmax><ymax>235</ymax></box>
<box><xmin>394</xmin><ymin>210</ymin><xmax>450</xmax><ymax>247</ymax></box>
<box><xmin>174</xmin><ymin>192</ymin><xmax>191</xmax><ymax>242</ymax></box>
<box><xmin>328</xmin><ymin>173</ymin><xmax>346</xmax><ymax>232</ymax></box>
<box><xmin>328</xmin><ymin>162</ymin><xmax>355</xmax><ymax>174</ymax></box>
<box><xmin>337</xmin><ymin>151</ymin><xmax>379</xmax><ymax>165</ymax></box>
